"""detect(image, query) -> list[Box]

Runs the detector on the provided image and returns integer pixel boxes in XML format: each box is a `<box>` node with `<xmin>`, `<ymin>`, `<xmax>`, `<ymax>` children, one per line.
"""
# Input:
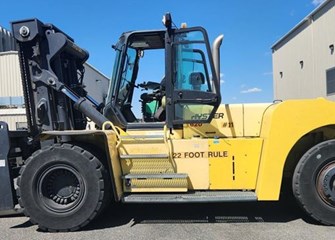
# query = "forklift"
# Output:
<box><xmin>1</xmin><ymin>13</ymin><xmax>335</xmax><ymax>231</ymax></box>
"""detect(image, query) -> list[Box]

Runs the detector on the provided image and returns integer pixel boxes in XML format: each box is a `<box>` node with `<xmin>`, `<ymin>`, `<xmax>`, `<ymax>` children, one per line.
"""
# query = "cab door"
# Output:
<box><xmin>165</xmin><ymin>28</ymin><xmax>221</xmax><ymax>128</ymax></box>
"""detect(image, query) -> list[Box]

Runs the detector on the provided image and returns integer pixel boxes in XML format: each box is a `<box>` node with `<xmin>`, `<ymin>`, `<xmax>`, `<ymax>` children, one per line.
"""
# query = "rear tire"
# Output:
<box><xmin>17</xmin><ymin>143</ymin><xmax>108</xmax><ymax>231</ymax></box>
<box><xmin>293</xmin><ymin>139</ymin><xmax>335</xmax><ymax>225</ymax></box>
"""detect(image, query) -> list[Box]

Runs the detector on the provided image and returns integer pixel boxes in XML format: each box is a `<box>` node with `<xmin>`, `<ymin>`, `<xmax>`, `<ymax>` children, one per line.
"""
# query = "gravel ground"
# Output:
<box><xmin>0</xmin><ymin>201</ymin><xmax>334</xmax><ymax>240</ymax></box>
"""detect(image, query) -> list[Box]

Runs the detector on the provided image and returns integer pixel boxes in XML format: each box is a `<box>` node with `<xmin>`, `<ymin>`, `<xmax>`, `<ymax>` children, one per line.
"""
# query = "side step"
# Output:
<box><xmin>122</xmin><ymin>191</ymin><xmax>257</xmax><ymax>203</ymax></box>
<box><xmin>123</xmin><ymin>173</ymin><xmax>188</xmax><ymax>179</ymax></box>
<box><xmin>119</xmin><ymin>154</ymin><xmax>169</xmax><ymax>159</ymax></box>
<box><xmin>120</xmin><ymin>134</ymin><xmax>165</xmax><ymax>140</ymax></box>
<box><xmin>123</xmin><ymin>173</ymin><xmax>188</xmax><ymax>193</ymax></box>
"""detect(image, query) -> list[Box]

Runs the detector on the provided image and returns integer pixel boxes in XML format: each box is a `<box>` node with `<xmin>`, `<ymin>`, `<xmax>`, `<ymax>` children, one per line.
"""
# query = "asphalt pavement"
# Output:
<box><xmin>0</xmin><ymin>201</ymin><xmax>334</xmax><ymax>240</ymax></box>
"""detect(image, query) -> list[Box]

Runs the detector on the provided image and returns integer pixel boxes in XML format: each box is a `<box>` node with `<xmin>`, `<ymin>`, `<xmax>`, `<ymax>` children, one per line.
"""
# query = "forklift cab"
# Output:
<box><xmin>104</xmin><ymin>20</ymin><xmax>221</xmax><ymax>130</ymax></box>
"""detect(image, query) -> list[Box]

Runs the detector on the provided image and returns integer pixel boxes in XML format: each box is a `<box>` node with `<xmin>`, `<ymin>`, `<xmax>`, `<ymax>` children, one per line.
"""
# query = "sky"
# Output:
<box><xmin>0</xmin><ymin>0</ymin><xmax>327</xmax><ymax>105</ymax></box>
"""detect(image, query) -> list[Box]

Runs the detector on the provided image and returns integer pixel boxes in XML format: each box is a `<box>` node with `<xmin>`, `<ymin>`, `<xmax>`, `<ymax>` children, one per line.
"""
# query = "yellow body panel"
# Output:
<box><xmin>243</xmin><ymin>103</ymin><xmax>273</xmax><ymax>136</ymax></box>
<box><xmin>105</xmin><ymin>131</ymin><xmax>124</xmax><ymax>200</ymax></box>
<box><xmin>172</xmin><ymin>139</ymin><xmax>210</xmax><ymax>189</ymax></box>
<box><xmin>208</xmin><ymin>138</ymin><xmax>263</xmax><ymax>190</ymax></box>
<box><xmin>82</xmin><ymin>98</ymin><xmax>335</xmax><ymax>200</ymax></box>
<box><xmin>183</xmin><ymin>103</ymin><xmax>271</xmax><ymax>138</ymax></box>
<box><xmin>256</xmin><ymin>98</ymin><xmax>335</xmax><ymax>200</ymax></box>
<box><xmin>183</xmin><ymin>104</ymin><xmax>243</xmax><ymax>138</ymax></box>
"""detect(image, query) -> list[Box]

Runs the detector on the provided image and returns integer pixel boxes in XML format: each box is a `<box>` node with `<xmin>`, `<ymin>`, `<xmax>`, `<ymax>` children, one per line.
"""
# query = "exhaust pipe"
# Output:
<box><xmin>212</xmin><ymin>34</ymin><xmax>224</xmax><ymax>93</ymax></box>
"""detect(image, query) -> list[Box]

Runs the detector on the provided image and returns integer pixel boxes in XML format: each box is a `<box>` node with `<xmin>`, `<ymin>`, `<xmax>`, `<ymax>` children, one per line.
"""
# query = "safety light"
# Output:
<box><xmin>162</xmin><ymin>13</ymin><xmax>172</xmax><ymax>29</ymax></box>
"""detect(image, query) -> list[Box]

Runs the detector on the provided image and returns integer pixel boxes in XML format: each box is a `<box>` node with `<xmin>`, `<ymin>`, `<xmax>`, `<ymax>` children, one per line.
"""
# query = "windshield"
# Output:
<box><xmin>104</xmin><ymin>31</ymin><xmax>166</xmax><ymax>125</ymax></box>
<box><xmin>106</xmin><ymin>42</ymin><xmax>124</xmax><ymax>104</ymax></box>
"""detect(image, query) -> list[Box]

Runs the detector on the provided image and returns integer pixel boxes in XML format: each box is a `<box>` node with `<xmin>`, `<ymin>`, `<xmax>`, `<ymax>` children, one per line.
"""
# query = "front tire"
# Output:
<box><xmin>293</xmin><ymin>139</ymin><xmax>335</xmax><ymax>225</ymax></box>
<box><xmin>17</xmin><ymin>143</ymin><xmax>108</xmax><ymax>231</ymax></box>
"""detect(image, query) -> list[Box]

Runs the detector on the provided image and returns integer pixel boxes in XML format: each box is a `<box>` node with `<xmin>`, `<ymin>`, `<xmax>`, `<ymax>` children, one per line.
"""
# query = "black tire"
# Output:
<box><xmin>17</xmin><ymin>143</ymin><xmax>108</xmax><ymax>231</ymax></box>
<box><xmin>293</xmin><ymin>139</ymin><xmax>335</xmax><ymax>225</ymax></box>
<box><xmin>71</xmin><ymin>142</ymin><xmax>113</xmax><ymax>217</ymax></box>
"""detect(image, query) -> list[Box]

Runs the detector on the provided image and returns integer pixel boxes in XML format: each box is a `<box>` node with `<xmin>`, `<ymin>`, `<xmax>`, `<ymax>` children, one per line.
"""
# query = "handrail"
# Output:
<box><xmin>163</xmin><ymin>125</ymin><xmax>176</xmax><ymax>171</ymax></box>
<box><xmin>102</xmin><ymin>121</ymin><xmax>122</xmax><ymax>148</ymax></box>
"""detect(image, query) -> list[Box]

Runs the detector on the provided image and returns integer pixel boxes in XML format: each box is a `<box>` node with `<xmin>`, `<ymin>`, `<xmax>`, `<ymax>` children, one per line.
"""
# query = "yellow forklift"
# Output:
<box><xmin>0</xmin><ymin>13</ymin><xmax>335</xmax><ymax>231</ymax></box>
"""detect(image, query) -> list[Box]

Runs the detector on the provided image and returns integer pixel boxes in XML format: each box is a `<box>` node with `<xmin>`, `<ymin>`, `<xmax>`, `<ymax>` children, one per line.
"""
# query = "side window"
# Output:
<box><xmin>106</xmin><ymin>45</ymin><xmax>123</xmax><ymax>104</ymax></box>
<box><xmin>169</xmin><ymin>29</ymin><xmax>219</xmax><ymax>125</ymax></box>
<box><xmin>117</xmin><ymin>47</ymin><xmax>137</xmax><ymax>105</ymax></box>
<box><xmin>132</xmin><ymin>49</ymin><xmax>165</xmax><ymax>121</ymax></box>
<box><xmin>174</xmin><ymin>31</ymin><xmax>212</xmax><ymax>92</ymax></box>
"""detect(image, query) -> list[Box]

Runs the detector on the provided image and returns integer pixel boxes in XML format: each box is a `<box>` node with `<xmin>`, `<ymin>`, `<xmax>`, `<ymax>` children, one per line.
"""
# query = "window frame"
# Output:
<box><xmin>326</xmin><ymin>67</ymin><xmax>335</xmax><ymax>96</ymax></box>
<box><xmin>165</xmin><ymin>27</ymin><xmax>220</xmax><ymax>128</ymax></box>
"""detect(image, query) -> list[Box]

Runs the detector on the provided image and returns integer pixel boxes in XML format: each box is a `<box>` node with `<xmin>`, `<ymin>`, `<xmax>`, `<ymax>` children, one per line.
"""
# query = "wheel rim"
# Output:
<box><xmin>36</xmin><ymin>164</ymin><xmax>86</xmax><ymax>214</ymax></box>
<box><xmin>316</xmin><ymin>161</ymin><xmax>335</xmax><ymax>208</ymax></box>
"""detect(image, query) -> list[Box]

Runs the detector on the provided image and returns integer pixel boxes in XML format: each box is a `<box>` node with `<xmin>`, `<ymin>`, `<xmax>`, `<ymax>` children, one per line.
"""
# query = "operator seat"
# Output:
<box><xmin>189</xmin><ymin>72</ymin><xmax>205</xmax><ymax>91</ymax></box>
<box><xmin>121</xmin><ymin>103</ymin><xmax>138</xmax><ymax>122</ymax></box>
<box><xmin>153</xmin><ymin>77</ymin><xmax>166</xmax><ymax>121</ymax></box>
<box><xmin>153</xmin><ymin>96</ymin><xmax>166</xmax><ymax>121</ymax></box>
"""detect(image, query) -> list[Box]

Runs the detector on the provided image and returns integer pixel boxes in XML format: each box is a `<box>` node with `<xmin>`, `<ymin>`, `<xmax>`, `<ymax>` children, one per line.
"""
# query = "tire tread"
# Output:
<box><xmin>293</xmin><ymin>140</ymin><xmax>335</xmax><ymax>226</ymax></box>
<box><xmin>17</xmin><ymin>143</ymin><xmax>107</xmax><ymax>232</ymax></box>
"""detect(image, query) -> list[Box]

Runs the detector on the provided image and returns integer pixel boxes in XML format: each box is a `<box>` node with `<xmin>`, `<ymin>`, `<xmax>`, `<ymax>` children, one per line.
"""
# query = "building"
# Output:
<box><xmin>0</xmin><ymin>27</ymin><xmax>25</xmax><ymax>130</ymax></box>
<box><xmin>0</xmin><ymin>25</ymin><xmax>110</xmax><ymax>130</ymax></box>
<box><xmin>0</xmin><ymin>51</ymin><xmax>27</xmax><ymax>130</ymax></box>
<box><xmin>83</xmin><ymin>63</ymin><xmax>109</xmax><ymax>104</ymax></box>
<box><xmin>0</xmin><ymin>26</ymin><xmax>16</xmax><ymax>52</ymax></box>
<box><xmin>272</xmin><ymin>0</ymin><xmax>335</xmax><ymax>101</ymax></box>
